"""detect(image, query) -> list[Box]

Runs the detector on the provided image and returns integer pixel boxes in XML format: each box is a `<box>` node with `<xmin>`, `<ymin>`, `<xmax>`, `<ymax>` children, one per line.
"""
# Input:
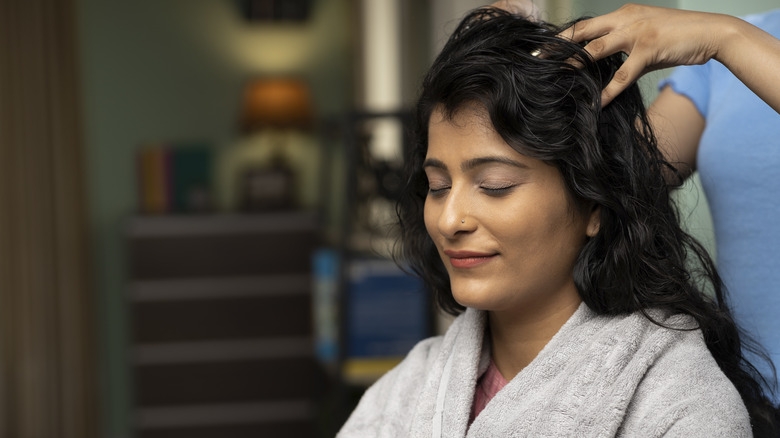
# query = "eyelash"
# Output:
<box><xmin>481</xmin><ymin>185</ymin><xmax>515</xmax><ymax>196</ymax></box>
<box><xmin>427</xmin><ymin>186</ymin><xmax>449</xmax><ymax>197</ymax></box>
<box><xmin>427</xmin><ymin>184</ymin><xmax>516</xmax><ymax>197</ymax></box>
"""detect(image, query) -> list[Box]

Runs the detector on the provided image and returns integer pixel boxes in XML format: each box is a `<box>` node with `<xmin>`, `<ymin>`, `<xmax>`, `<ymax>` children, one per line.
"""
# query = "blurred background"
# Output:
<box><xmin>0</xmin><ymin>0</ymin><xmax>775</xmax><ymax>437</ymax></box>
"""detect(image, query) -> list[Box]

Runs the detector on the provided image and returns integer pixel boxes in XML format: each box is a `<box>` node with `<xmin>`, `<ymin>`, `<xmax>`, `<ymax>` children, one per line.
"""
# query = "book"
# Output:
<box><xmin>312</xmin><ymin>248</ymin><xmax>340</xmax><ymax>366</ymax></box>
<box><xmin>136</xmin><ymin>143</ymin><xmax>213</xmax><ymax>214</ymax></box>
<box><xmin>170</xmin><ymin>143</ymin><xmax>212</xmax><ymax>213</ymax></box>
<box><xmin>137</xmin><ymin>144</ymin><xmax>172</xmax><ymax>215</ymax></box>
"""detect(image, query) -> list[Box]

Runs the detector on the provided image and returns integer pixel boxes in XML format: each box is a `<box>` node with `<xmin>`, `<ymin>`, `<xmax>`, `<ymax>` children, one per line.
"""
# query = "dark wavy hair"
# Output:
<box><xmin>396</xmin><ymin>7</ymin><xmax>779</xmax><ymax>435</ymax></box>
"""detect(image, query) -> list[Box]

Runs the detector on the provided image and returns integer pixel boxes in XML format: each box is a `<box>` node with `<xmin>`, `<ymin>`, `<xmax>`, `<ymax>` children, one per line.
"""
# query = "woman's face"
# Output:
<box><xmin>423</xmin><ymin>106</ymin><xmax>599</xmax><ymax>320</ymax></box>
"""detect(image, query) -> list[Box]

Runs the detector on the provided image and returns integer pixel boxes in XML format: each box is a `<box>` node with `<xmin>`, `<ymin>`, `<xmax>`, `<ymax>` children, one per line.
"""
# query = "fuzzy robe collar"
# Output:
<box><xmin>338</xmin><ymin>302</ymin><xmax>750</xmax><ymax>437</ymax></box>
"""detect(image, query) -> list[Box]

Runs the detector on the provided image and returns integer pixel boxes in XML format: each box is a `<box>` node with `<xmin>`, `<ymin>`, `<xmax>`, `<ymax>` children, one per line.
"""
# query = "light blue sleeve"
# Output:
<box><xmin>658</xmin><ymin>62</ymin><xmax>712</xmax><ymax>119</ymax></box>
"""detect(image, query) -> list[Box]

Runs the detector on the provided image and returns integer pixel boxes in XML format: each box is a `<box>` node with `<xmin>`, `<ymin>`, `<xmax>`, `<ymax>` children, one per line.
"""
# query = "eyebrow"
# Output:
<box><xmin>422</xmin><ymin>156</ymin><xmax>529</xmax><ymax>172</ymax></box>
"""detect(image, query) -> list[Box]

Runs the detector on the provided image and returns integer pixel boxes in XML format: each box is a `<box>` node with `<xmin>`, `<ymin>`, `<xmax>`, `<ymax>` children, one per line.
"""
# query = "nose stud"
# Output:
<box><xmin>461</xmin><ymin>219</ymin><xmax>466</xmax><ymax>224</ymax></box>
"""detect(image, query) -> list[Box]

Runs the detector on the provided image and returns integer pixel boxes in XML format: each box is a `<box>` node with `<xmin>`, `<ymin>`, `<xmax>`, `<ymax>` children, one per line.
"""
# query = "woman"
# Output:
<box><xmin>561</xmin><ymin>4</ymin><xmax>780</xmax><ymax>399</ymax></box>
<box><xmin>338</xmin><ymin>8</ymin><xmax>778</xmax><ymax>437</ymax></box>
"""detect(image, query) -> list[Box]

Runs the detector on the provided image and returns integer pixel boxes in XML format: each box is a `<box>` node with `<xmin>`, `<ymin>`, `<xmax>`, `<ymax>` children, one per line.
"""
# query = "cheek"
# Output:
<box><xmin>493</xmin><ymin>200</ymin><xmax>569</xmax><ymax>246</ymax></box>
<box><xmin>423</xmin><ymin>200</ymin><xmax>438</xmax><ymax>238</ymax></box>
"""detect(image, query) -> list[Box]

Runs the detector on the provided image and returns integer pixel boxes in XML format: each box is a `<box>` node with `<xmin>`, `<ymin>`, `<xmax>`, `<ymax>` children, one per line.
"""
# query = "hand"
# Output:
<box><xmin>561</xmin><ymin>4</ymin><xmax>730</xmax><ymax>106</ymax></box>
<box><xmin>491</xmin><ymin>0</ymin><xmax>541</xmax><ymax>21</ymax></box>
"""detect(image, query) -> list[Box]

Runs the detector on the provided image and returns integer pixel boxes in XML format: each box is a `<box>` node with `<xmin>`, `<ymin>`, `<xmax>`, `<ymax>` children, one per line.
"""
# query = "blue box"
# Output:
<box><xmin>347</xmin><ymin>258</ymin><xmax>429</xmax><ymax>358</ymax></box>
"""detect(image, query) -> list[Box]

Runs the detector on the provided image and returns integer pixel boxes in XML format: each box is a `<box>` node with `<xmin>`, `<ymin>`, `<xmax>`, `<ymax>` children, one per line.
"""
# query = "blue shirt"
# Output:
<box><xmin>660</xmin><ymin>9</ymin><xmax>780</xmax><ymax>398</ymax></box>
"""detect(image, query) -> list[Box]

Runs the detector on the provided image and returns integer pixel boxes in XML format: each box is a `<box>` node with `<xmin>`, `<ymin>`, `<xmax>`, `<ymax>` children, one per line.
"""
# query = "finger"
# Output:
<box><xmin>600</xmin><ymin>58</ymin><xmax>645</xmax><ymax>107</ymax></box>
<box><xmin>557</xmin><ymin>23</ymin><xmax>577</xmax><ymax>42</ymax></box>
<box><xmin>559</xmin><ymin>16</ymin><xmax>609</xmax><ymax>43</ymax></box>
<box><xmin>581</xmin><ymin>36</ymin><xmax>622</xmax><ymax>62</ymax></box>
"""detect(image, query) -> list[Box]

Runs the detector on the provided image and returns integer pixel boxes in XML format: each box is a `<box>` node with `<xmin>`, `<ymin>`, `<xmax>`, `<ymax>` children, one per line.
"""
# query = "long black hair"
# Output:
<box><xmin>396</xmin><ymin>7</ymin><xmax>779</xmax><ymax>435</ymax></box>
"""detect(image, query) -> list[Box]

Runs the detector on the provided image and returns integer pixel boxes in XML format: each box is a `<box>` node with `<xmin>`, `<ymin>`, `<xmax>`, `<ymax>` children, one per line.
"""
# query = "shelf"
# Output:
<box><xmin>132</xmin><ymin>336</ymin><xmax>313</xmax><ymax>365</ymax></box>
<box><xmin>134</xmin><ymin>399</ymin><xmax>314</xmax><ymax>430</ymax></box>
<box><xmin>125</xmin><ymin>212</ymin><xmax>319</xmax><ymax>438</ymax></box>
<box><xmin>126</xmin><ymin>212</ymin><xmax>318</xmax><ymax>237</ymax></box>
<box><xmin>129</xmin><ymin>274</ymin><xmax>310</xmax><ymax>301</ymax></box>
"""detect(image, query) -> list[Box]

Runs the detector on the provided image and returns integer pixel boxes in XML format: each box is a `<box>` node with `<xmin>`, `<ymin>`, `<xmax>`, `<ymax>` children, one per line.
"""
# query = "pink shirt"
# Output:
<box><xmin>469</xmin><ymin>358</ymin><xmax>509</xmax><ymax>424</ymax></box>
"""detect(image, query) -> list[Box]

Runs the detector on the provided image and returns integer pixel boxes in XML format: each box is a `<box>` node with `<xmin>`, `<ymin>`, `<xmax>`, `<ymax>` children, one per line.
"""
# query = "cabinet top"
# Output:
<box><xmin>125</xmin><ymin>212</ymin><xmax>318</xmax><ymax>237</ymax></box>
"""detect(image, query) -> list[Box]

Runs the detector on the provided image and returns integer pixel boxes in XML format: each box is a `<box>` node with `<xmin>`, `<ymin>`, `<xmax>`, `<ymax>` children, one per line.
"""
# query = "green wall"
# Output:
<box><xmin>77</xmin><ymin>1</ymin><xmax>352</xmax><ymax>436</ymax></box>
<box><xmin>679</xmin><ymin>0</ymin><xmax>777</xmax><ymax>16</ymax></box>
<box><xmin>571</xmin><ymin>0</ymin><xmax>676</xmax><ymax>17</ymax></box>
<box><xmin>570</xmin><ymin>0</ymin><xmax>776</xmax><ymax>16</ymax></box>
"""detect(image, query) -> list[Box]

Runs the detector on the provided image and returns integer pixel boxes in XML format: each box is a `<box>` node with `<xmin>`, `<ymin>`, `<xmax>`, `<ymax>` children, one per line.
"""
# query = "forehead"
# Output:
<box><xmin>429</xmin><ymin>104</ymin><xmax>493</xmax><ymax>135</ymax></box>
<box><xmin>427</xmin><ymin>105</ymin><xmax>511</xmax><ymax>156</ymax></box>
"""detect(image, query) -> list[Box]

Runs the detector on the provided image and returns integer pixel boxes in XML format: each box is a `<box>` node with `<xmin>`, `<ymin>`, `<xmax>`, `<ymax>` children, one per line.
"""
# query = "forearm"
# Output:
<box><xmin>715</xmin><ymin>15</ymin><xmax>780</xmax><ymax>113</ymax></box>
<box><xmin>647</xmin><ymin>87</ymin><xmax>705</xmax><ymax>179</ymax></box>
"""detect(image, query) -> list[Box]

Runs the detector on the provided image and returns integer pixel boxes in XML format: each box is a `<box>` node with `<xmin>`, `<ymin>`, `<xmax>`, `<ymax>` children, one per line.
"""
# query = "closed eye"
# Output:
<box><xmin>481</xmin><ymin>185</ymin><xmax>517</xmax><ymax>196</ymax></box>
<box><xmin>428</xmin><ymin>186</ymin><xmax>450</xmax><ymax>197</ymax></box>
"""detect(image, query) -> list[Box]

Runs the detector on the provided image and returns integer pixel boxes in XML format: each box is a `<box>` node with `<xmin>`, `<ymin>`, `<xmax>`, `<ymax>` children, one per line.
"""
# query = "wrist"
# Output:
<box><xmin>712</xmin><ymin>14</ymin><xmax>749</xmax><ymax>64</ymax></box>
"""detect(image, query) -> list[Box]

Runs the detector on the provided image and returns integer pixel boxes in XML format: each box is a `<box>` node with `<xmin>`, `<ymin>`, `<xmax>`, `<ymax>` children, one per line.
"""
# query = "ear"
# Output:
<box><xmin>586</xmin><ymin>204</ymin><xmax>600</xmax><ymax>237</ymax></box>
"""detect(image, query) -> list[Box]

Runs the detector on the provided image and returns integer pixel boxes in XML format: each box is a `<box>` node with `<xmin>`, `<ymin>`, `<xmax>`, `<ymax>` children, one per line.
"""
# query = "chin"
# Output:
<box><xmin>451</xmin><ymin>286</ymin><xmax>497</xmax><ymax>311</ymax></box>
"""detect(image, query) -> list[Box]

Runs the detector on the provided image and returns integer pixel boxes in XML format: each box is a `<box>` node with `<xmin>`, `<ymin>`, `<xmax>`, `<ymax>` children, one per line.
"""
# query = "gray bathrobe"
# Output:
<box><xmin>338</xmin><ymin>302</ymin><xmax>751</xmax><ymax>437</ymax></box>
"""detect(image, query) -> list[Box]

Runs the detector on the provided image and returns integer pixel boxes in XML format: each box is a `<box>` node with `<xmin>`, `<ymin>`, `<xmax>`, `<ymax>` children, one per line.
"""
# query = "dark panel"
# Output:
<box><xmin>138</xmin><ymin>420</ymin><xmax>314</xmax><ymax>438</ymax></box>
<box><xmin>135</xmin><ymin>358</ymin><xmax>316</xmax><ymax>406</ymax></box>
<box><xmin>132</xmin><ymin>294</ymin><xmax>312</xmax><ymax>343</ymax></box>
<box><xmin>237</xmin><ymin>0</ymin><xmax>313</xmax><ymax>22</ymax></box>
<box><xmin>129</xmin><ymin>232</ymin><xmax>317</xmax><ymax>279</ymax></box>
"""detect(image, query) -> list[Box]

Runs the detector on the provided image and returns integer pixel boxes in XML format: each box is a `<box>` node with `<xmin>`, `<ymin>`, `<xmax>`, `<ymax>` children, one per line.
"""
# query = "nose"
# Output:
<box><xmin>436</xmin><ymin>187</ymin><xmax>476</xmax><ymax>239</ymax></box>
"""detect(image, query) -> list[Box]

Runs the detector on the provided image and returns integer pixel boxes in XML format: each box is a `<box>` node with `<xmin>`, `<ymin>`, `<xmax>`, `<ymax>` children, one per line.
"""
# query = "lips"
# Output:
<box><xmin>443</xmin><ymin>250</ymin><xmax>497</xmax><ymax>269</ymax></box>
